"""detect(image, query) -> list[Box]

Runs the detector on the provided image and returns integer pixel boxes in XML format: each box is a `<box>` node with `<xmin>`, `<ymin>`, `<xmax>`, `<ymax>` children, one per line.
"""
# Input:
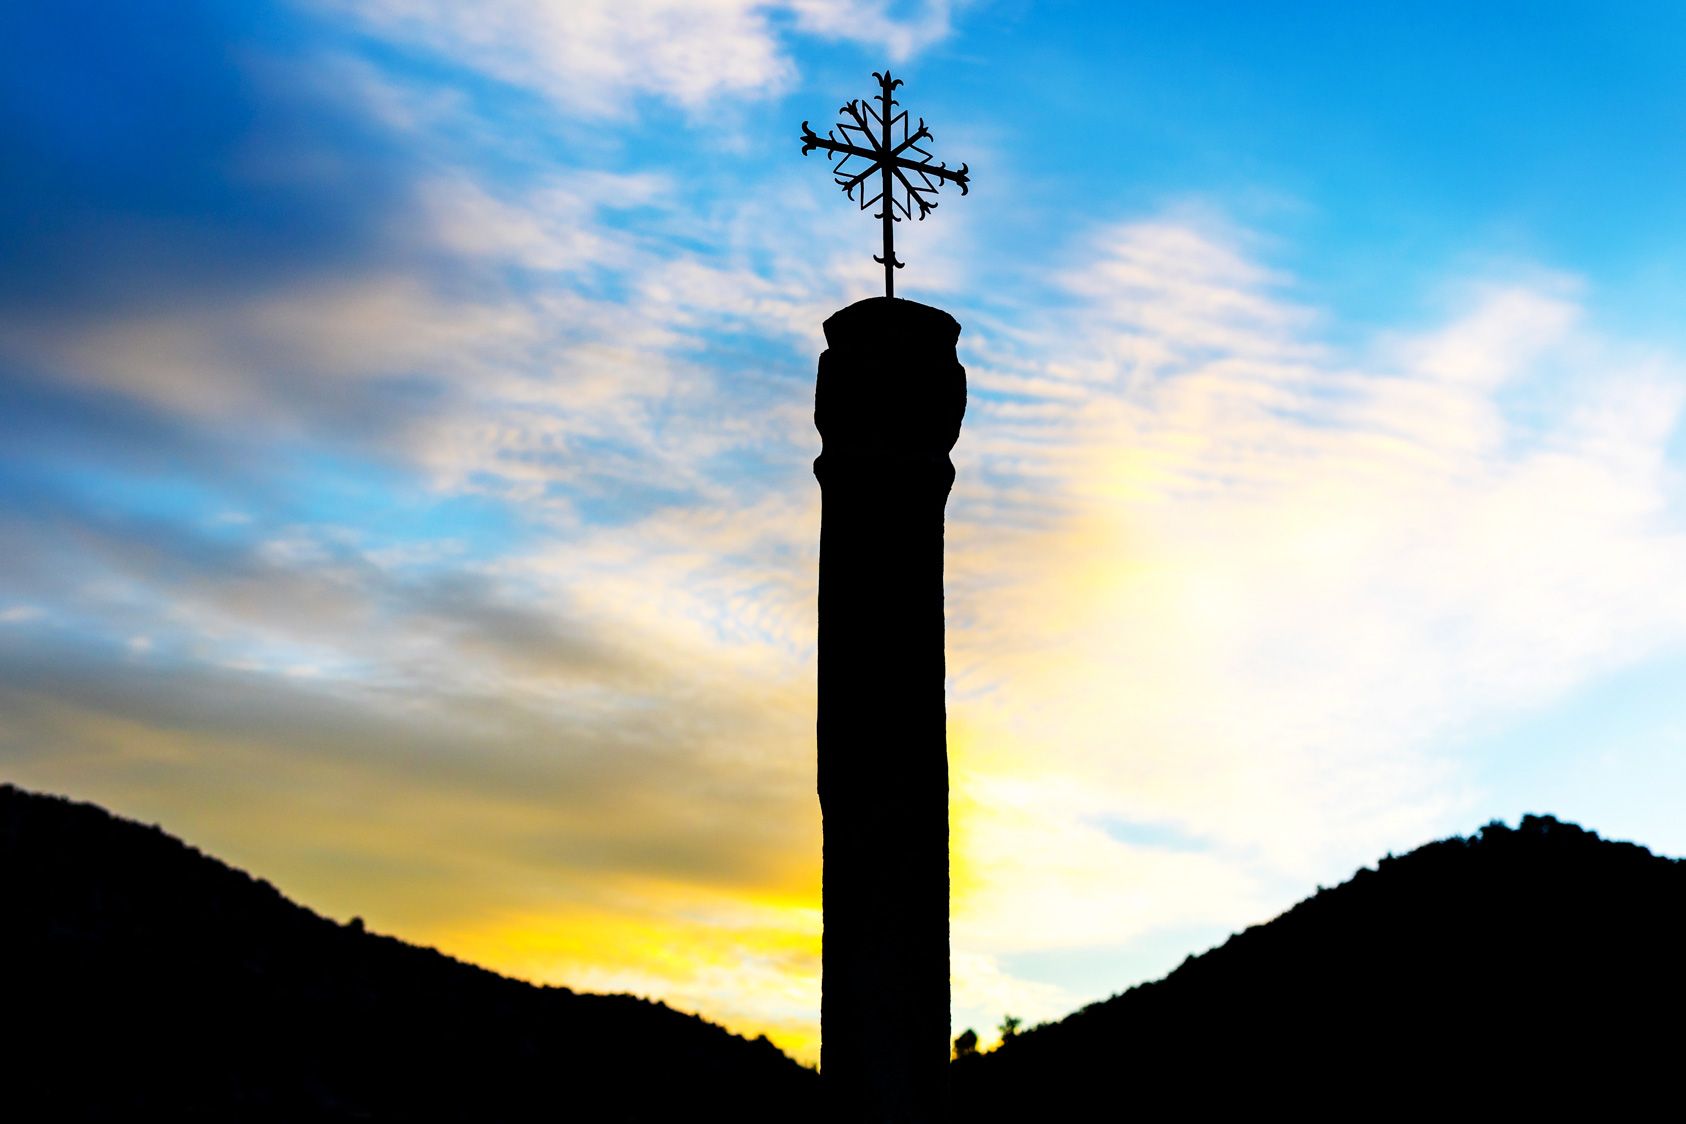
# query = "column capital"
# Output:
<box><xmin>816</xmin><ymin>297</ymin><xmax>966</xmax><ymax>460</ymax></box>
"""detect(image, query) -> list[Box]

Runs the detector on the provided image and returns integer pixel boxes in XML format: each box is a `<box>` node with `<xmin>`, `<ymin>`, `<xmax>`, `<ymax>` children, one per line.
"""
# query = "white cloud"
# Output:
<box><xmin>787</xmin><ymin>0</ymin><xmax>956</xmax><ymax>61</ymax></box>
<box><xmin>323</xmin><ymin>0</ymin><xmax>956</xmax><ymax>116</ymax></box>
<box><xmin>1392</xmin><ymin>281</ymin><xmax>1581</xmax><ymax>390</ymax></box>
<box><xmin>419</xmin><ymin>171</ymin><xmax>670</xmax><ymax>273</ymax></box>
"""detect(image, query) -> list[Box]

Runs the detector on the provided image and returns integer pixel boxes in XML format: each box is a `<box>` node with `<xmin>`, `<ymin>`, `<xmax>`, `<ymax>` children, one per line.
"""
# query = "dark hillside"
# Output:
<box><xmin>1</xmin><ymin>783</ymin><xmax>817</xmax><ymax>1120</ymax></box>
<box><xmin>953</xmin><ymin>815</ymin><xmax>1686</xmax><ymax>1114</ymax></box>
<box><xmin>12</xmin><ymin>780</ymin><xmax>1680</xmax><ymax>1119</ymax></box>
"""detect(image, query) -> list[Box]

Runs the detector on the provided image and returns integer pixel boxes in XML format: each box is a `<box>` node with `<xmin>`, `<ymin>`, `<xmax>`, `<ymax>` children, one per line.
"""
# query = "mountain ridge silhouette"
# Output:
<box><xmin>954</xmin><ymin>813</ymin><xmax>1685</xmax><ymax>1114</ymax></box>
<box><xmin>1</xmin><ymin>782</ymin><xmax>818</xmax><ymax>1120</ymax></box>
<box><xmin>8</xmin><ymin>782</ymin><xmax>1682</xmax><ymax>1118</ymax></box>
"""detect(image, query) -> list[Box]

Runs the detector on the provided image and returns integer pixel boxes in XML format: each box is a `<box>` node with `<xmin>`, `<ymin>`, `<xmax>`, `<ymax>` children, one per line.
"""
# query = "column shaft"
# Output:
<box><xmin>815</xmin><ymin>296</ymin><xmax>965</xmax><ymax>1124</ymax></box>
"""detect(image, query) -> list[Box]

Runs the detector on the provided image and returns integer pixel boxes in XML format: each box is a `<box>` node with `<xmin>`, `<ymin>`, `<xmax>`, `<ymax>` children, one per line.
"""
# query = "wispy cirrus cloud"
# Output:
<box><xmin>321</xmin><ymin>0</ymin><xmax>959</xmax><ymax>116</ymax></box>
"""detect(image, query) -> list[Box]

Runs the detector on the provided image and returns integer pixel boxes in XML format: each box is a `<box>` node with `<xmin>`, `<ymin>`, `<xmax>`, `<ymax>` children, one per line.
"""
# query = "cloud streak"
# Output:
<box><xmin>323</xmin><ymin>0</ymin><xmax>958</xmax><ymax>116</ymax></box>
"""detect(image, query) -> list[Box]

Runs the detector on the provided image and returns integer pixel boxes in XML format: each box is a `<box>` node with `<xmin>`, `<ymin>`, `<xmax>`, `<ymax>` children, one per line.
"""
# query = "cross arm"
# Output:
<box><xmin>835</xmin><ymin>160</ymin><xmax>881</xmax><ymax>197</ymax></box>
<box><xmin>888</xmin><ymin>164</ymin><xmax>937</xmax><ymax>219</ymax></box>
<box><xmin>889</xmin><ymin>119</ymin><xmax>932</xmax><ymax>159</ymax></box>
<box><xmin>888</xmin><ymin>154</ymin><xmax>970</xmax><ymax>193</ymax></box>
<box><xmin>840</xmin><ymin>99</ymin><xmax>878</xmax><ymax>137</ymax></box>
<box><xmin>800</xmin><ymin>122</ymin><xmax>887</xmax><ymax>164</ymax></box>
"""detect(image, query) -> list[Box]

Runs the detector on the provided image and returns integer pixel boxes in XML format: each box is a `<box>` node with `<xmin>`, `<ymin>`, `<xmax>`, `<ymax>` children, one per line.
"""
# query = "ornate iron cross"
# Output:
<box><xmin>800</xmin><ymin>71</ymin><xmax>970</xmax><ymax>299</ymax></box>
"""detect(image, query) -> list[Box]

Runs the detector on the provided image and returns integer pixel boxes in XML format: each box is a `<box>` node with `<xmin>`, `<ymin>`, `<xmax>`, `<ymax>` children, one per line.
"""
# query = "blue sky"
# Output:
<box><xmin>5</xmin><ymin>0</ymin><xmax>1686</xmax><ymax>1057</ymax></box>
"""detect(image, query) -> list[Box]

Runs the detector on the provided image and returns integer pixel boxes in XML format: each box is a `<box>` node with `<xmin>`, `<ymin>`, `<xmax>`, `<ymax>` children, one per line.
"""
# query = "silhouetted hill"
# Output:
<box><xmin>954</xmin><ymin>815</ymin><xmax>1685</xmax><ymax>1114</ymax></box>
<box><xmin>1</xmin><ymin>783</ymin><xmax>817</xmax><ymax>1121</ymax></box>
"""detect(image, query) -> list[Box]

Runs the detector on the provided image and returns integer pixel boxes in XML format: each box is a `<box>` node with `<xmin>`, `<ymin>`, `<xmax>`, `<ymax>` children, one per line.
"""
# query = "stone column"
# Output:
<box><xmin>814</xmin><ymin>296</ymin><xmax>965</xmax><ymax>1123</ymax></box>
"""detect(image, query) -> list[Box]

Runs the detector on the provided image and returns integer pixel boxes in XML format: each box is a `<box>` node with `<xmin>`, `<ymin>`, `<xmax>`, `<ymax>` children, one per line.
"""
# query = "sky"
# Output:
<box><xmin>6</xmin><ymin>0</ymin><xmax>1686</xmax><ymax>1061</ymax></box>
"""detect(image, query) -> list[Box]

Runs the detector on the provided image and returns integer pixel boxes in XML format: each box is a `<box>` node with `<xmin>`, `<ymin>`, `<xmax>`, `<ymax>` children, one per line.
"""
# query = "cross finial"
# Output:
<box><xmin>800</xmin><ymin>71</ymin><xmax>971</xmax><ymax>299</ymax></box>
